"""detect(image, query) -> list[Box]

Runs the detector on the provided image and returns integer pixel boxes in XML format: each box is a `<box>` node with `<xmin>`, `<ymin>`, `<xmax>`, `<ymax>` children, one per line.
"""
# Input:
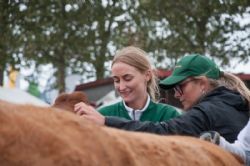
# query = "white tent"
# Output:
<box><xmin>0</xmin><ymin>87</ymin><xmax>49</xmax><ymax>107</ymax></box>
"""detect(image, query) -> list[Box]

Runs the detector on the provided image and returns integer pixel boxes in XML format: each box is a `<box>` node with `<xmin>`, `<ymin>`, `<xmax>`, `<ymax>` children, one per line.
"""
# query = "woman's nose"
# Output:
<box><xmin>118</xmin><ymin>81</ymin><xmax>126</xmax><ymax>90</ymax></box>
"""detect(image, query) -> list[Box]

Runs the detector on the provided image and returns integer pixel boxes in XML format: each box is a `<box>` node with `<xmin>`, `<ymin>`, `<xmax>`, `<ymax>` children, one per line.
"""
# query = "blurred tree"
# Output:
<box><xmin>1</xmin><ymin>0</ymin><xmax>249</xmax><ymax>91</ymax></box>
<box><xmin>133</xmin><ymin>0</ymin><xmax>250</xmax><ymax>67</ymax></box>
<box><xmin>73</xmin><ymin>0</ymin><xmax>137</xmax><ymax>79</ymax></box>
<box><xmin>18</xmin><ymin>0</ymin><xmax>92</xmax><ymax>92</ymax></box>
<box><xmin>0</xmin><ymin>1</ymin><xmax>25</xmax><ymax>86</ymax></box>
<box><xmin>18</xmin><ymin>0</ymin><xmax>135</xmax><ymax>92</ymax></box>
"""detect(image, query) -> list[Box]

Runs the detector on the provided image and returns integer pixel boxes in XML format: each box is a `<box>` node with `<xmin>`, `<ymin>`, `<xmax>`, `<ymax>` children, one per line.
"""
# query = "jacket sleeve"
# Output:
<box><xmin>105</xmin><ymin>107</ymin><xmax>211</xmax><ymax>136</ymax></box>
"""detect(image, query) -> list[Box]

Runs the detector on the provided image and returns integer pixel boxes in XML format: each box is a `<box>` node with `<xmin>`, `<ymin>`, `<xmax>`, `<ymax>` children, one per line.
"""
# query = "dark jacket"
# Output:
<box><xmin>105</xmin><ymin>86</ymin><xmax>249</xmax><ymax>143</ymax></box>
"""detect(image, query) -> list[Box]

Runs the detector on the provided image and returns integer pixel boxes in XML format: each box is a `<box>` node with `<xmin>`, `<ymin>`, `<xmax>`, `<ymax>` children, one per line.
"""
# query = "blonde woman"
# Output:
<box><xmin>76</xmin><ymin>46</ymin><xmax>180</xmax><ymax>122</ymax></box>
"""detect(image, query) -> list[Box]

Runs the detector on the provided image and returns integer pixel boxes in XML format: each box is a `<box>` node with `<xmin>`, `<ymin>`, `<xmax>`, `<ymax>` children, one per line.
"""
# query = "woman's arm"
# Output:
<box><xmin>219</xmin><ymin>136</ymin><xmax>246</xmax><ymax>162</ymax></box>
<box><xmin>105</xmin><ymin>108</ymin><xmax>210</xmax><ymax>136</ymax></box>
<box><xmin>74</xmin><ymin>102</ymin><xmax>210</xmax><ymax>136</ymax></box>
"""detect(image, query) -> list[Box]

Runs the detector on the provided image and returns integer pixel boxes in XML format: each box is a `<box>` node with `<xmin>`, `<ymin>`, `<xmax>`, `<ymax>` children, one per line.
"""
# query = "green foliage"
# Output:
<box><xmin>1</xmin><ymin>0</ymin><xmax>249</xmax><ymax>91</ymax></box>
<box><xmin>0</xmin><ymin>0</ymin><xmax>25</xmax><ymax>85</ymax></box>
<box><xmin>134</xmin><ymin>0</ymin><xmax>250</xmax><ymax>67</ymax></box>
<box><xmin>7</xmin><ymin>0</ymin><xmax>137</xmax><ymax>92</ymax></box>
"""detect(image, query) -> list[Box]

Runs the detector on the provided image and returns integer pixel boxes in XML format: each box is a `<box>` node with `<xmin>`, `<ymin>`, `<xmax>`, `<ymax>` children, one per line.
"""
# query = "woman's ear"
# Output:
<box><xmin>145</xmin><ymin>70</ymin><xmax>152</xmax><ymax>82</ymax></box>
<box><xmin>199</xmin><ymin>76</ymin><xmax>210</xmax><ymax>92</ymax></box>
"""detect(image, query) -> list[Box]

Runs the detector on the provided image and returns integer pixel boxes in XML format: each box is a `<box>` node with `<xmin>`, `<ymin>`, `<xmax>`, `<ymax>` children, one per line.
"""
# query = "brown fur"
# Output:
<box><xmin>0</xmin><ymin>100</ymin><xmax>243</xmax><ymax>166</ymax></box>
<box><xmin>52</xmin><ymin>91</ymin><xmax>89</xmax><ymax>112</ymax></box>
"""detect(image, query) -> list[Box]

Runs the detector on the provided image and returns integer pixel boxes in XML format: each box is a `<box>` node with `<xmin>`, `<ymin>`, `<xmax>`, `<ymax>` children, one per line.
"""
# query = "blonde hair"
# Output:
<box><xmin>112</xmin><ymin>46</ymin><xmax>159</xmax><ymax>101</ymax></box>
<box><xmin>208</xmin><ymin>72</ymin><xmax>250</xmax><ymax>109</ymax></box>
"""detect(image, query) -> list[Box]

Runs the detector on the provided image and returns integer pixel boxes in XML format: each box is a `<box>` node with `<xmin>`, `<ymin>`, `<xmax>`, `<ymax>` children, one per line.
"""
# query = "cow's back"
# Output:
<box><xmin>0</xmin><ymin>100</ymin><xmax>243</xmax><ymax>166</ymax></box>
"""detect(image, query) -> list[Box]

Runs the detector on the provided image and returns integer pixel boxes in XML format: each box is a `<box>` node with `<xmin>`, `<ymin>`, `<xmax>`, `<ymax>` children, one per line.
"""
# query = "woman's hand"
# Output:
<box><xmin>74</xmin><ymin>102</ymin><xmax>105</xmax><ymax>126</ymax></box>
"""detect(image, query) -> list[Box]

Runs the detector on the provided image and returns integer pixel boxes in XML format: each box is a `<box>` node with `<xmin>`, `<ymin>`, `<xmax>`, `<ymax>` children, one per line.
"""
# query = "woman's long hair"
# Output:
<box><xmin>112</xmin><ymin>46</ymin><xmax>159</xmax><ymax>101</ymax></box>
<box><xmin>209</xmin><ymin>72</ymin><xmax>250</xmax><ymax>109</ymax></box>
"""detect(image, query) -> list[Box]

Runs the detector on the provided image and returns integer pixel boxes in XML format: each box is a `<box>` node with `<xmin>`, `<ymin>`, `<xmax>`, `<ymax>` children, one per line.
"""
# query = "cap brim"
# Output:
<box><xmin>159</xmin><ymin>75</ymin><xmax>187</xmax><ymax>90</ymax></box>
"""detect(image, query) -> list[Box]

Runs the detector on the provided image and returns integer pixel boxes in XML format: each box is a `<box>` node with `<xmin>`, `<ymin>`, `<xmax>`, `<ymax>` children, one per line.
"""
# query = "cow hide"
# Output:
<box><xmin>0</xmin><ymin>100</ymin><xmax>242</xmax><ymax>166</ymax></box>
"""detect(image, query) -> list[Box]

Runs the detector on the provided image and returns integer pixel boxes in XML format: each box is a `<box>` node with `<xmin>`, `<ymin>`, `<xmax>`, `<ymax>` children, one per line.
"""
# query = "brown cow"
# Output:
<box><xmin>0</xmin><ymin>100</ymin><xmax>243</xmax><ymax>166</ymax></box>
<box><xmin>52</xmin><ymin>91</ymin><xmax>90</xmax><ymax>112</ymax></box>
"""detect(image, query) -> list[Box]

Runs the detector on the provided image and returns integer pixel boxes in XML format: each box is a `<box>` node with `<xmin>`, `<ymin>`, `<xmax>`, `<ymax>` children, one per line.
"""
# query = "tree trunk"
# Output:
<box><xmin>95</xmin><ymin>59</ymin><xmax>105</xmax><ymax>79</ymax></box>
<box><xmin>55</xmin><ymin>58</ymin><xmax>66</xmax><ymax>93</ymax></box>
<box><xmin>94</xmin><ymin>43</ymin><xmax>108</xmax><ymax>79</ymax></box>
<box><xmin>0</xmin><ymin>66</ymin><xmax>4</xmax><ymax>86</ymax></box>
<box><xmin>0</xmin><ymin>1</ymin><xmax>9</xmax><ymax>86</ymax></box>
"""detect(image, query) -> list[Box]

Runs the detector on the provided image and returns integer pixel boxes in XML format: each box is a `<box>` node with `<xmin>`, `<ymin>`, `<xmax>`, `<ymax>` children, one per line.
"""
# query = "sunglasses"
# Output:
<box><xmin>173</xmin><ymin>78</ymin><xmax>196</xmax><ymax>95</ymax></box>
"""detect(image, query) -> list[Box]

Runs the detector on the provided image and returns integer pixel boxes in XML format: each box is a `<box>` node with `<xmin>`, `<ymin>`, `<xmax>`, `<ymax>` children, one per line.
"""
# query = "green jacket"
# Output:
<box><xmin>98</xmin><ymin>100</ymin><xmax>180</xmax><ymax>122</ymax></box>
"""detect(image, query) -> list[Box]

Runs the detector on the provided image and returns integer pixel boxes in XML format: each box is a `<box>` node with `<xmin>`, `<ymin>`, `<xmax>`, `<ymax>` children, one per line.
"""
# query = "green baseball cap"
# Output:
<box><xmin>159</xmin><ymin>54</ymin><xmax>220</xmax><ymax>89</ymax></box>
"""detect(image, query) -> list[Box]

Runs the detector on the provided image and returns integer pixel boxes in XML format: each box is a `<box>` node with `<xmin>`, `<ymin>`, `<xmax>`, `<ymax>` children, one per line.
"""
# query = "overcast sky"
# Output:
<box><xmin>223</xmin><ymin>57</ymin><xmax>250</xmax><ymax>73</ymax></box>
